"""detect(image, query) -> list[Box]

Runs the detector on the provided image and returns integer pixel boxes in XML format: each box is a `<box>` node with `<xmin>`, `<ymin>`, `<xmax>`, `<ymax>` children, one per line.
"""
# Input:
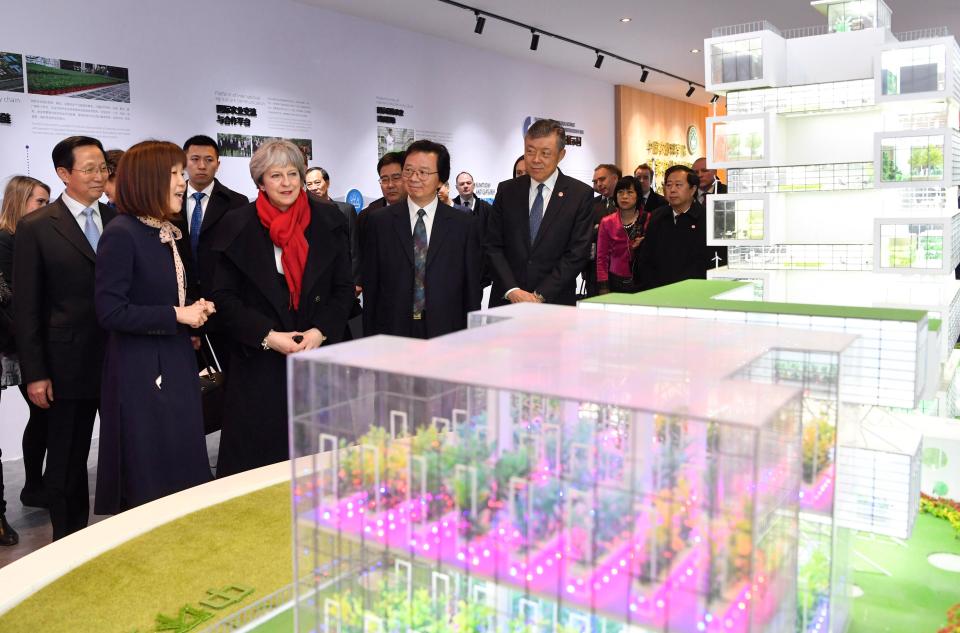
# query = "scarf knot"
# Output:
<box><xmin>138</xmin><ymin>216</ymin><xmax>186</xmax><ymax>307</ymax></box>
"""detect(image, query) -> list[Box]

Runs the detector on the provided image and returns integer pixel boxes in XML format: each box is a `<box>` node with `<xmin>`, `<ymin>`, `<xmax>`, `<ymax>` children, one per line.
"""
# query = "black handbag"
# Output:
<box><xmin>198</xmin><ymin>335</ymin><xmax>225</xmax><ymax>434</ymax></box>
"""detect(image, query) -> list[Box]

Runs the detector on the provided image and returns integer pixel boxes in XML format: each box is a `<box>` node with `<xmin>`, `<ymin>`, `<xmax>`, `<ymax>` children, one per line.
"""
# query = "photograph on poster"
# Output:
<box><xmin>0</xmin><ymin>52</ymin><xmax>24</xmax><ymax>92</ymax></box>
<box><xmin>25</xmin><ymin>56</ymin><xmax>129</xmax><ymax>102</ymax></box>
<box><xmin>252</xmin><ymin>135</ymin><xmax>313</xmax><ymax>161</ymax></box>
<box><xmin>378</xmin><ymin>125</ymin><xmax>413</xmax><ymax>157</ymax></box>
<box><xmin>218</xmin><ymin>133</ymin><xmax>253</xmax><ymax>158</ymax></box>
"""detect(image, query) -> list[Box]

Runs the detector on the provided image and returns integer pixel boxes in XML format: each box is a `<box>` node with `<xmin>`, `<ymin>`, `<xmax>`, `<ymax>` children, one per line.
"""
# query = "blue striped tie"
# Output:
<box><xmin>529</xmin><ymin>183</ymin><xmax>545</xmax><ymax>245</ymax></box>
<box><xmin>81</xmin><ymin>207</ymin><xmax>100</xmax><ymax>250</ymax></box>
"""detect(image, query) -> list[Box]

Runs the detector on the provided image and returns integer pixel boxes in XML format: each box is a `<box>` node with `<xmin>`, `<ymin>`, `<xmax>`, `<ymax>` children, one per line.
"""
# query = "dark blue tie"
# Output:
<box><xmin>413</xmin><ymin>209</ymin><xmax>427</xmax><ymax>316</ymax></box>
<box><xmin>189</xmin><ymin>192</ymin><xmax>204</xmax><ymax>259</ymax></box>
<box><xmin>529</xmin><ymin>183</ymin><xmax>545</xmax><ymax>245</ymax></box>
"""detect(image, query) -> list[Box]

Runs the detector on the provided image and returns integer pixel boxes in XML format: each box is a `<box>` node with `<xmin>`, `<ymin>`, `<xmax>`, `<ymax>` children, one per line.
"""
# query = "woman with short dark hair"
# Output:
<box><xmin>94</xmin><ymin>140</ymin><xmax>214</xmax><ymax>513</ymax></box>
<box><xmin>597</xmin><ymin>176</ymin><xmax>646</xmax><ymax>294</ymax></box>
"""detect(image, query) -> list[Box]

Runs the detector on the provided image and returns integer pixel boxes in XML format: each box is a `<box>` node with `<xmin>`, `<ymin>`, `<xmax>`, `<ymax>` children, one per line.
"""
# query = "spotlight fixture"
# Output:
<box><xmin>691</xmin><ymin>48</ymin><xmax>701</xmax><ymax>53</ymax></box>
<box><xmin>530</xmin><ymin>29</ymin><xmax>540</xmax><ymax>50</ymax></box>
<box><xmin>686</xmin><ymin>83</ymin><xmax>696</xmax><ymax>98</ymax></box>
<box><xmin>594</xmin><ymin>51</ymin><xmax>604</xmax><ymax>69</ymax></box>
<box><xmin>474</xmin><ymin>12</ymin><xmax>486</xmax><ymax>34</ymax></box>
<box><xmin>710</xmin><ymin>94</ymin><xmax>720</xmax><ymax>103</ymax></box>
<box><xmin>640</xmin><ymin>66</ymin><xmax>649</xmax><ymax>82</ymax></box>
<box><xmin>619</xmin><ymin>17</ymin><xmax>632</xmax><ymax>22</ymax></box>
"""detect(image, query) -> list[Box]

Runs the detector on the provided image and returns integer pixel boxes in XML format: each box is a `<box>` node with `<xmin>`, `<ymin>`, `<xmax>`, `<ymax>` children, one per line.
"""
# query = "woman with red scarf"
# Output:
<box><xmin>212</xmin><ymin>139</ymin><xmax>354</xmax><ymax>477</ymax></box>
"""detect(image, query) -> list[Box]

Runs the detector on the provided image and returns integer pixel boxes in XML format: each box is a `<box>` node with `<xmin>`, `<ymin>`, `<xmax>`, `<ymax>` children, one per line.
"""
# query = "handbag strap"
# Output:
<box><xmin>198</xmin><ymin>336</ymin><xmax>221</xmax><ymax>373</ymax></box>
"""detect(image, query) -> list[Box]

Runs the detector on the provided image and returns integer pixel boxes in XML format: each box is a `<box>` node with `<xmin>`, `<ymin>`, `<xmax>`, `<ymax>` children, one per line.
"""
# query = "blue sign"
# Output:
<box><xmin>345</xmin><ymin>189</ymin><xmax>364</xmax><ymax>214</ymax></box>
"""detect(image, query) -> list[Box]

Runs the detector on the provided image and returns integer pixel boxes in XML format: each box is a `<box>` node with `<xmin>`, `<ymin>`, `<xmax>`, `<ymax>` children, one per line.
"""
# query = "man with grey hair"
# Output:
<box><xmin>486</xmin><ymin>119</ymin><xmax>594</xmax><ymax>306</ymax></box>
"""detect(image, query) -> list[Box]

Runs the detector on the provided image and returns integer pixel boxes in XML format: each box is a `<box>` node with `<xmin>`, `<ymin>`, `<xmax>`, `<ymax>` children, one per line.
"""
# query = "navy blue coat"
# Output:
<box><xmin>94</xmin><ymin>215</ymin><xmax>211</xmax><ymax>514</ymax></box>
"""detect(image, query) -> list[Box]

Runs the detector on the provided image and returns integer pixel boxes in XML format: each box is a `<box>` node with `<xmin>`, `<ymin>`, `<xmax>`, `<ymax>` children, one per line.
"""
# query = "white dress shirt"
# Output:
<box><xmin>529</xmin><ymin>168</ymin><xmax>559</xmax><ymax>215</ymax></box>
<box><xmin>407</xmin><ymin>196</ymin><xmax>438</xmax><ymax>243</ymax></box>
<box><xmin>185</xmin><ymin>180</ymin><xmax>216</xmax><ymax>235</ymax></box>
<box><xmin>274</xmin><ymin>246</ymin><xmax>284</xmax><ymax>273</ymax></box>
<box><xmin>62</xmin><ymin>192</ymin><xmax>103</xmax><ymax>235</ymax></box>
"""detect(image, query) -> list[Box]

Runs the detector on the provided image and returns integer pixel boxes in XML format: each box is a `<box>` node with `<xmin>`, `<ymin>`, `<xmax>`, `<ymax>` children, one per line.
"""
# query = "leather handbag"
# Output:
<box><xmin>198</xmin><ymin>335</ymin><xmax>225</xmax><ymax>434</ymax></box>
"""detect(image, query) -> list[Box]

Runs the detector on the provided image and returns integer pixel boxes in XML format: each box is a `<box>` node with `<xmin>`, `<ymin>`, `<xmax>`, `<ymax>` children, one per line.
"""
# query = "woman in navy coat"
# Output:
<box><xmin>94</xmin><ymin>140</ymin><xmax>215</xmax><ymax>514</ymax></box>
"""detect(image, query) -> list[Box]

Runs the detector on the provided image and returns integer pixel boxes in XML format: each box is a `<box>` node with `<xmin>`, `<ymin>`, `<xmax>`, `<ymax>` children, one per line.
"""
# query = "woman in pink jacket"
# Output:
<box><xmin>597</xmin><ymin>175</ymin><xmax>648</xmax><ymax>293</ymax></box>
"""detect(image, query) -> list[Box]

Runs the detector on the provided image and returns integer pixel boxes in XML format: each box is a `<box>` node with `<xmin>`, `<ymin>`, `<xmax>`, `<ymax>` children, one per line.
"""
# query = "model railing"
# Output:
<box><xmin>782</xmin><ymin>25</ymin><xmax>830</xmax><ymax>39</ymax></box>
<box><xmin>895</xmin><ymin>27</ymin><xmax>950</xmax><ymax>42</ymax></box>
<box><xmin>198</xmin><ymin>583</ymin><xmax>295</xmax><ymax>633</ymax></box>
<box><xmin>712</xmin><ymin>20</ymin><xmax>781</xmax><ymax>37</ymax></box>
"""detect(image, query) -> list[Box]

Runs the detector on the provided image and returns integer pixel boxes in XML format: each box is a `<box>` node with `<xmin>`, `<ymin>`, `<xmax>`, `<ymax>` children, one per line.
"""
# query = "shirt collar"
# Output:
<box><xmin>62</xmin><ymin>192</ymin><xmax>98</xmax><ymax>219</ymax></box>
<box><xmin>532</xmin><ymin>168</ymin><xmax>560</xmax><ymax>193</ymax></box>
<box><xmin>187</xmin><ymin>180</ymin><xmax>216</xmax><ymax>199</ymax></box>
<box><xmin>407</xmin><ymin>195</ymin><xmax>439</xmax><ymax>218</ymax></box>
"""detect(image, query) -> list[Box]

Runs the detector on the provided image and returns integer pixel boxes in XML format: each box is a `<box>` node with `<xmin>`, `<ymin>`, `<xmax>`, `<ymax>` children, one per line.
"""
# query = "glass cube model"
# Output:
<box><xmin>811</xmin><ymin>0</ymin><xmax>891</xmax><ymax>34</ymax></box>
<box><xmin>289</xmin><ymin>304</ymin><xmax>855</xmax><ymax>633</ymax></box>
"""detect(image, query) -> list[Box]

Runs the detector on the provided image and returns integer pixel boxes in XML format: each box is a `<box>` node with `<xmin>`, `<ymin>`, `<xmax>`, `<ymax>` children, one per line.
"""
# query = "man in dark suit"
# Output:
<box><xmin>452</xmin><ymin>171</ymin><xmax>493</xmax><ymax>287</ymax></box>
<box><xmin>174</xmin><ymin>135</ymin><xmax>249</xmax><ymax>301</ymax></box>
<box><xmin>486</xmin><ymin>119</ymin><xmax>594</xmax><ymax>307</ymax></box>
<box><xmin>693</xmin><ymin>156</ymin><xmax>728</xmax><ymax>268</ymax></box>
<box><xmin>14</xmin><ymin>136</ymin><xmax>117</xmax><ymax>540</ymax></box>
<box><xmin>363</xmin><ymin>140</ymin><xmax>481</xmax><ymax>339</ymax></box>
<box><xmin>634</xmin><ymin>163</ymin><xmax>667</xmax><ymax>214</ymax></box>
<box><xmin>356</xmin><ymin>151</ymin><xmax>406</xmax><ymax>250</ymax></box>
<box><xmin>636</xmin><ymin>165</ymin><xmax>711</xmax><ymax>290</ymax></box>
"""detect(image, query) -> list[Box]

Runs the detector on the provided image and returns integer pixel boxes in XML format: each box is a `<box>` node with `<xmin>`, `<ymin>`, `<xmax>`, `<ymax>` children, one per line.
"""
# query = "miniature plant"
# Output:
<box><xmin>920</xmin><ymin>493</ymin><xmax>960</xmax><ymax>539</ymax></box>
<box><xmin>802</xmin><ymin>419</ymin><xmax>835</xmax><ymax>483</ymax></box>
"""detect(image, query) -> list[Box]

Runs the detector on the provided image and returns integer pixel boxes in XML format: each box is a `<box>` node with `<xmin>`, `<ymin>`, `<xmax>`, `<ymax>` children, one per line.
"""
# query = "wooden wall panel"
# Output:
<box><xmin>615</xmin><ymin>85</ymin><xmax>726</xmax><ymax>186</ymax></box>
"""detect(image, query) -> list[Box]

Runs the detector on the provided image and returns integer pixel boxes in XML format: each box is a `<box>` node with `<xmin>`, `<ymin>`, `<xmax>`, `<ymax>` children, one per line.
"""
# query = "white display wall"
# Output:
<box><xmin>0</xmin><ymin>0</ymin><xmax>616</xmax><ymax>460</ymax></box>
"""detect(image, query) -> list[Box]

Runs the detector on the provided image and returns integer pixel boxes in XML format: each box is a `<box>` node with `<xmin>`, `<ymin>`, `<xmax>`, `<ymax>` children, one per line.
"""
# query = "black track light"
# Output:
<box><xmin>530</xmin><ymin>30</ymin><xmax>540</xmax><ymax>51</ymax></box>
<box><xmin>594</xmin><ymin>51</ymin><xmax>604</xmax><ymax>69</ymax></box>
<box><xmin>474</xmin><ymin>12</ymin><xmax>485</xmax><ymax>35</ymax></box>
<box><xmin>686</xmin><ymin>83</ymin><xmax>695</xmax><ymax>98</ymax></box>
<box><xmin>640</xmin><ymin>67</ymin><xmax>649</xmax><ymax>83</ymax></box>
<box><xmin>710</xmin><ymin>94</ymin><xmax>720</xmax><ymax>103</ymax></box>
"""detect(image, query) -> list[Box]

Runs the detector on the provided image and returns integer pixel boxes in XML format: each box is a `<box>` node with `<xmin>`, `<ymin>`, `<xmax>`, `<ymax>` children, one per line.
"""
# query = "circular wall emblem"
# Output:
<box><xmin>686</xmin><ymin>125</ymin><xmax>700</xmax><ymax>155</ymax></box>
<box><xmin>345</xmin><ymin>189</ymin><xmax>364</xmax><ymax>213</ymax></box>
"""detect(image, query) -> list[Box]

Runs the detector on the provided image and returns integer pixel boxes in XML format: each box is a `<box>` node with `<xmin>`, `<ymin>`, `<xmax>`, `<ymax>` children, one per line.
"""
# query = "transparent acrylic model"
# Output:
<box><xmin>289</xmin><ymin>305</ymin><xmax>855</xmax><ymax>633</ymax></box>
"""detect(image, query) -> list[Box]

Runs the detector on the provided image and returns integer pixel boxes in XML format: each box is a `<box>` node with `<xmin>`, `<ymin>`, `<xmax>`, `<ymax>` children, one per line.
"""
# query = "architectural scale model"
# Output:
<box><xmin>289</xmin><ymin>304</ymin><xmax>856</xmax><ymax>633</ymax></box>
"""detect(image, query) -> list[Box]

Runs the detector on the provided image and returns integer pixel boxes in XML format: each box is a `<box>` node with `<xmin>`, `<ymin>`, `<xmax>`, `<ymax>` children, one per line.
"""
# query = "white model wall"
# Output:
<box><xmin>0</xmin><ymin>0</ymin><xmax>616</xmax><ymax>460</ymax></box>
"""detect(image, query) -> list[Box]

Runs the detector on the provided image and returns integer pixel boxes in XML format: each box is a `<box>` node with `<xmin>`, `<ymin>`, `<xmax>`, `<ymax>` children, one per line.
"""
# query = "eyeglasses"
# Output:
<box><xmin>378</xmin><ymin>174</ymin><xmax>404</xmax><ymax>184</ymax></box>
<box><xmin>71</xmin><ymin>164</ymin><xmax>109</xmax><ymax>176</ymax></box>
<box><xmin>402</xmin><ymin>168</ymin><xmax>439</xmax><ymax>181</ymax></box>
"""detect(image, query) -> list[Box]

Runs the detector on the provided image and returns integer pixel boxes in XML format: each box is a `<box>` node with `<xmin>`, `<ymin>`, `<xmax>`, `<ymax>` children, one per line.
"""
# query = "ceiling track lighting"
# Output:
<box><xmin>474</xmin><ymin>12</ymin><xmax>485</xmax><ymax>34</ymax></box>
<box><xmin>437</xmin><ymin>1</ymin><xmax>704</xmax><ymax>96</ymax></box>
<box><xmin>710</xmin><ymin>94</ymin><xmax>720</xmax><ymax>103</ymax></box>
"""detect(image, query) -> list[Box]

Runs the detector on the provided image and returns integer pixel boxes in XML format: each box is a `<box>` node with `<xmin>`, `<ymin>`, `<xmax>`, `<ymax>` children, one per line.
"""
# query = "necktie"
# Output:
<box><xmin>190</xmin><ymin>192</ymin><xmax>204</xmax><ymax>259</ymax></box>
<box><xmin>413</xmin><ymin>209</ymin><xmax>427</xmax><ymax>316</ymax></box>
<box><xmin>81</xmin><ymin>207</ymin><xmax>100</xmax><ymax>250</ymax></box>
<box><xmin>529</xmin><ymin>183</ymin><xmax>545</xmax><ymax>245</ymax></box>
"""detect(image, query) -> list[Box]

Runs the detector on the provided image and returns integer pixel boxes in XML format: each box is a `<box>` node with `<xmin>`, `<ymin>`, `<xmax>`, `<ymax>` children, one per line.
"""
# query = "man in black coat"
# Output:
<box><xmin>452</xmin><ymin>171</ymin><xmax>493</xmax><ymax>287</ymax></box>
<box><xmin>173</xmin><ymin>135</ymin><xmax>249</xmax><ymax>302</ymax></box>
<box><xmin>634</xmin><ymin>162</ymin><xmax>667</xmax><ymax>214</ymax></box>
<box><xmin>636</xmin><ymin>165</ymin><xmax>712</xmax><ymax>290</ymax></box>
<box><xmin>363</xmin><ymin>140</ymin><xmax>481</xmax><ymax>339</ymax></box>
<box><xmin>14</xmin><ymin>136</ymin><xmax>117</xmax><ymax>540</ymax></box>
<box><xmin>486</xmin><ymin>119</ymin><xmax>594</xmax><ymax>307</ymax></box>
<box><xmin>356</xmin><ymin>151</ymin><xmax>406</xmax><ymax>253</ymax></box>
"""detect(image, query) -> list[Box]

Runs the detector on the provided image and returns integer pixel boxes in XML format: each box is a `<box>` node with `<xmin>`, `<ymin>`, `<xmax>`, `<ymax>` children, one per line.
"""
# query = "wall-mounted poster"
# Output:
<box><xmin>0</xmin><ymin>52</ymin><xmax>24</xmax><ymax>92</ymax></box>
<box><xmin>25</xmin><ymin>55</ymin><xmax>129</xmax><ymax>102</ymax></box>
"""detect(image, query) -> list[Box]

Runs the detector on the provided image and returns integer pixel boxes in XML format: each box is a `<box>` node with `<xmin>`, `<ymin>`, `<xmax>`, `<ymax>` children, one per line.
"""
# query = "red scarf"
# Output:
<box><xmin>256</xmin><ymin>189</ymin><xmax>310</xmax><ymax>310</ymax></box>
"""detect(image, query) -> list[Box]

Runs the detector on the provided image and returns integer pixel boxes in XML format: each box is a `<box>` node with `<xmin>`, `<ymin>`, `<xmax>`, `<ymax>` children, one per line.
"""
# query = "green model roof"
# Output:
<box><xmin>583</xmin><ymin>279</ymin><xmax>929</xmax><ymax>323</ymax></box>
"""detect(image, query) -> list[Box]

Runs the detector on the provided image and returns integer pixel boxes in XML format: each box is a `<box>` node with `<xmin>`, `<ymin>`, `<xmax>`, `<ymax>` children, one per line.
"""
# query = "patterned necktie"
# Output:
<box><xmin>81</xmin><ymin>207</ymin><xmax>100</xmax><ymax>250</ymax></box>
<box><xmin>413</xmin><ymin>209</ymin><xmax>427</xmax><ymax>315</ymax></box>
<box><xmin>189</xmin><ymin>192</ymin><xmax>204</xmax><ymax>259</ymax></box>
<box><xmin>529</xmin><ymin>183</ymin><xmax>545</xmax><ymax>245</ymax></box>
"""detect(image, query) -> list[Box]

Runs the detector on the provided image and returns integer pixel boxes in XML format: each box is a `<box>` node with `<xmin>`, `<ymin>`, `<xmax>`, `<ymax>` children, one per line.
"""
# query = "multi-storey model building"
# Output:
<box><xmin>289</xmin><ymin>304</ymin><xmax>856</xmax><ymax>633</ymax></box>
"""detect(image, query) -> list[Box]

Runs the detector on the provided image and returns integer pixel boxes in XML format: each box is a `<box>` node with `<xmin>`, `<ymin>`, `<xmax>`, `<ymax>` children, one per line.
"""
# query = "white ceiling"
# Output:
<box><xmin>298</xmin><ymin>0</ymin><xmax>960</xmax><ymax>105</ymax></box>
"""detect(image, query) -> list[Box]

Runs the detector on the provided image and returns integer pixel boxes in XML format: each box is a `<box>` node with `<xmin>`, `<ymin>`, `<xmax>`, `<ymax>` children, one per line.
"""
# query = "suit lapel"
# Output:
<box><xmin>201</xmin><ymin>181</ymin><xmax>229</xmax><ymax>234</ymax></box>
<box><xmin>426</xmin><ymin>205</ymin><xmax>451</xmax><ymax>269</ymax></box>
<box><xmin>49</xmin><ymin>197</ymin><xmax>96</xmax><ymax>263</ymax></box>
<box><xmin>391</xmin><ymin>205</ymin><xmax>415</xmax><ymax>267</ymax></box>
<box><xmin>514</xmin><ymin>175</ymin><xmax>533</xmax><ymax>250</ymax></box>
<box><xmin>231</xmin><ymin>215</ymin><xmax>294</xmax><ymax>329</ymax></box>
<box><xmin>532</xmin><ymin>171</ymin><xmax>567</xmax><ymax>252</ymax></box>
